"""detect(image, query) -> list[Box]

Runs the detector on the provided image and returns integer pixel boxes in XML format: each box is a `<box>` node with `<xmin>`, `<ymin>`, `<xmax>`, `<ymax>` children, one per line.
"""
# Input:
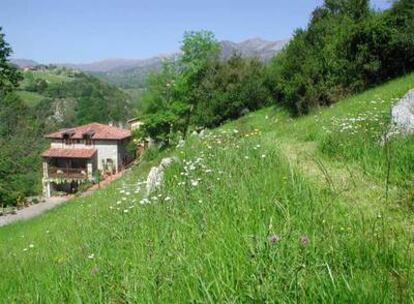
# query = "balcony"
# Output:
<box><xmin>48</xmin><ymin>166</ymin><xmax>89</xmax><ymax>179</ymax></box>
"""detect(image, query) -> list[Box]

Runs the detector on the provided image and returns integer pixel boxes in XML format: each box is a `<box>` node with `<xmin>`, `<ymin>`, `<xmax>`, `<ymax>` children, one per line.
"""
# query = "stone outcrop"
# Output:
<box><xmin>390</xmin><ymin>89</ymin><xmax>414</xmax><ymax>136</ymax></box>
<box><xmin>145</xmin><ymin>157</ymin><xmax>178</xmax><ymax>196</ymax></box>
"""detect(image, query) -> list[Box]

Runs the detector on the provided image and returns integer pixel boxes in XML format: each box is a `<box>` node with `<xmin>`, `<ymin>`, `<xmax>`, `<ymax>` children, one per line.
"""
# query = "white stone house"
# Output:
<box><xmin>41</xmin><ymin>123</ymin><xmax>133</xmax><ymax>197</ymax></box>
<box><xmin>127</xmin><ymin>117</ymin><xmax>144</xmax><ymax>131</ymax></box>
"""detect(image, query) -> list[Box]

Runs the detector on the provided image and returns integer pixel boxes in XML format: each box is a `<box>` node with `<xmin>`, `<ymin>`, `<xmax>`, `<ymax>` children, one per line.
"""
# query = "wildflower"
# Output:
<box><xmin>300</xmin><ymin>236</ymin><xmax>310</xmax><ymax>247</ymax></box>
<box><xmin>268</xmin><ymin>235</ymin><xmax>281</xmax><ymax>245</ymax></box>
<box><xmin>123</xmin><ymin>209</ymin><xmax>129</xmax><ymax>213</ymax></box>
<box><xmin>29</xmin><ymin>244</ymin><xmax>34</xmax><ymax>248</ymax></box>
<box><xmin>88</xmin><ymin>254</ymin><xmax>95</xmax><ymax>259</ymax></box>
<box><xmin>23</xmin><ymin>248</ymin><xmax>28</xmax><ymax>252</ymax></box>
<box><xmin>191</xmin><ymin>180</ymin><xmax>199</xmax><ymax>187</ymax></box>
<box><xmin>165</xmin><ymin>196</ymin><xmax>171</xmax><ymax>201</ymax></box>
<box><xmin>140</xmin><ymin>198</ymin><xmax>150</xmax><ymax>205</ymax></box>
<box><xmin>90</xmin><ymin>267</ymin><xmax>99</xmax><ymax>275</ymax></box>
<box><xmin>261</xmin><ymin>154</ymin><xmax>266</xmax><ymax>158</ymax></box>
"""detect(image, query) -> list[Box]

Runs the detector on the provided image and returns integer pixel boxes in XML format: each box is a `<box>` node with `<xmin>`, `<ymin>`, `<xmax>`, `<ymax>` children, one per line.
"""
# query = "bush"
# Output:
<box><xmin>269</xmin><ymin>0</ymin><xmax>414</xmax><ymax>114</ymax></box>
<box><xmin>141</xmin><ymin>145</ymin><xmax>161</xmax><ymax>162</ymax></box>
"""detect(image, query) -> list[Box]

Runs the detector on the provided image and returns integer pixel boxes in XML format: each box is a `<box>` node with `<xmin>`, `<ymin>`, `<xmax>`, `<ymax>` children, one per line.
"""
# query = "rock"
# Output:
<box><xmin>145</xmin><ymin>157</ymin><xmax>178</xmax><ymax>196</ymax></box>
<box><xmin>145</xmin><ymin>166</ymin><xmax>164</xmax><ymax>196</ymax></box>
<box><xmin>390</xmin><ymin>89</ymin><xmax>414</xmax><ymax>136</ymax></box>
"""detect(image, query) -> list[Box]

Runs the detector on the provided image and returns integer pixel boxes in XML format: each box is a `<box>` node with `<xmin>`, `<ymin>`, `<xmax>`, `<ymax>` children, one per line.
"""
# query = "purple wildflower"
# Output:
<box><xmin>90</xmin><ymin>267</ymin><xmax>99</xmax><ymax>275</ymax></box>
<box><xmin>300</xmin><ymin>235</ymin><xmax>310</xmax><ymax>247</ymax></box>
<box><xmin>268</xmin><ymin>234</ymin><xmax>281</xmax><ymax>245</ymax></box>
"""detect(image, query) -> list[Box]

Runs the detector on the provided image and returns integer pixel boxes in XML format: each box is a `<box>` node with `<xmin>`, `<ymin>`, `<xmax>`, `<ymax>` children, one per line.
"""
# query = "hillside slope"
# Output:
<box><xmin>1</xmin><ymin>73</ymin><xmax>414</xmax><ymax>302</ymax></box>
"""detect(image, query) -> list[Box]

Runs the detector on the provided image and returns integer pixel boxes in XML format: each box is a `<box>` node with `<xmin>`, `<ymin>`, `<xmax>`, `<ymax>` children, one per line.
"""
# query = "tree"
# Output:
<box><xmin>177</xmin><ymin>30</ymin><xmax>220</xmax><ymax>133</ymax></box>
<box><xmin>139</xmin><ymin>30</ymin><xmax>221</xmax><ymax>144</ymax></box>
<box><xmin>0</xmin><ymin>27</ymin><xmax>22</xmax><ymax>95</ymax></box>
<box><xmin>268</xmin><ymin>0</ymin><xmax>414</xmax><ymax>114</ymax></box>
<box><xmin>193</xmin><ymin>55</ymin><xmax>272</xmax><ymax>127</ymax></box>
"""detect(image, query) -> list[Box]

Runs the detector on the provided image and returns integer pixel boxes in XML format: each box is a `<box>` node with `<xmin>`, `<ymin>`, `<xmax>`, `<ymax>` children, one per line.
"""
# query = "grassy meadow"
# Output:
<box><xmin>1</xmin><ymin>73</ymin><xmax>414</xmax><ymax>302</ymax></box>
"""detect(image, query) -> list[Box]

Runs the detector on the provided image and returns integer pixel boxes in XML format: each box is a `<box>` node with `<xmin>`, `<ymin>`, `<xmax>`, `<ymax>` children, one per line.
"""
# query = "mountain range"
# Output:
<box><xmin>11</xmin><ymin>37</ymin><xmax>289</xmax><ymax>88</ymax></box>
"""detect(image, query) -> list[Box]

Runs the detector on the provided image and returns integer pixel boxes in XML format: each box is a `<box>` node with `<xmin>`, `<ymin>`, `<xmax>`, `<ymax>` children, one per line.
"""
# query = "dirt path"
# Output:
<box><xmin>0</xmin><ymin>196</ymin><xmax>72</xmax><ymax>227</ymax></box>
<box><xmin>0</xmin><ymin>170</ymin><xmax>127</xmax><ymax>228</ymax></box>
<box><xmin>280</xmin><ymin>140</ymin><xmax>389</xmax><ymax>206</ymax></box>
<box><xmin>278</xmin><ymin>138</ymin><xmax>413</xmax><ymax>230</ymax></box>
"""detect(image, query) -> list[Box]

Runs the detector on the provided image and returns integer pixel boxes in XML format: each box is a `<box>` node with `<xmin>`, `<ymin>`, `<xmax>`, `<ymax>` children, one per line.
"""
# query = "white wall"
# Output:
<box><xmin>94</xmin><ymin>140</ymin><xmax>119</xmax><ymax>172</ymax></box>
<box><xmin>50</xmin><ymin>139</ymin><xmax>96</xmax><ymax>149</ymax></box>
<box><xmin>49</xmin><ymin>139</ymin><xmax>124</xmax><ymax>173</ymax></box>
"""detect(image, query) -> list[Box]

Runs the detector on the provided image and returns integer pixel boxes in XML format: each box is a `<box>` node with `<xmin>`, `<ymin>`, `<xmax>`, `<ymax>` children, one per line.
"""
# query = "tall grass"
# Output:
<box><xmin>1</xmin><ymin>73</ymin><xmax>414</xmax><ymax>302</ymax></box>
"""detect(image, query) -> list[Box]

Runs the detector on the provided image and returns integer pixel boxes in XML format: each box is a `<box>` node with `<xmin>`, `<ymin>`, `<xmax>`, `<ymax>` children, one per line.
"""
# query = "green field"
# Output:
<box><xmin>16</xmin><ymin>69</ymin><xmax>74</xmax><ymax>107</ymax></box>
<box><xmin>20</xmin><ymin>69</ymin><xmax>74</xmax><ymax>87</ymax></box>
<box><xmin>15</xmin><ymin>91</ymin><xmax>47</xmax><ymax>107</ymax></box>
<box><xmin>1</xmin><ymin>73</ymin><xmax>414</xmax><ymax>302</ymax></box>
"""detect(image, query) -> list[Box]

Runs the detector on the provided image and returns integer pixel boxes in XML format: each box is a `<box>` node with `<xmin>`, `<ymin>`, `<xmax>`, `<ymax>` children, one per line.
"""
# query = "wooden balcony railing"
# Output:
<box><xmin>48</xmin><ymin>167</ymin><xmax>88</xmax><ymax>179</ymax></box>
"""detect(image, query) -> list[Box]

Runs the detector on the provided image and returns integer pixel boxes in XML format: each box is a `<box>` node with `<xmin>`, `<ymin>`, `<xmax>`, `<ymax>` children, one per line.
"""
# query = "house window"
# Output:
<box><xmin>84</xmin><ymin>136</ymin><xmax>92</xmax><ymax>145</ymax></box>
<box><xmin>63</xmin><ymin>135</ymin><xmax>71</xmax><ymax>145</ymax></box>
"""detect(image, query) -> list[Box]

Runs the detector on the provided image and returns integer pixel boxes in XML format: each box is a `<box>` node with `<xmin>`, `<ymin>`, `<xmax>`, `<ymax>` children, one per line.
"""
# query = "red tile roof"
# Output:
<box><xmin>42</xmin><ymin>148</ymin><xmax>97</xmax><ymax>159</ymax></box>
<box><xmin>45</xmin><ymin>123</ymin><xmax>131</xmax><ymax>140</ymax></box>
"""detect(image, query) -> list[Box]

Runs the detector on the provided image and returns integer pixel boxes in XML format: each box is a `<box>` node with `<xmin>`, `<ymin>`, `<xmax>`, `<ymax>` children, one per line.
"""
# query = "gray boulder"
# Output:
<box><xmin>145</xmin><ymin>157</ymin><xmax>178</xmax><ymax>196</ymax></box>
<box><xmin>391</xmin><ymin>89</ymin><xmax>414</xmax><ymax>136</ymax></box>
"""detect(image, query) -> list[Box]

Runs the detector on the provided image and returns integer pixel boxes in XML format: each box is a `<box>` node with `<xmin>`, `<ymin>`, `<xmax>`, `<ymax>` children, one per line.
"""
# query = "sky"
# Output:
<box><xmin>1</xmin><ymin>0</ymin><xmax>391</xmax><ymax>64</ymax></box>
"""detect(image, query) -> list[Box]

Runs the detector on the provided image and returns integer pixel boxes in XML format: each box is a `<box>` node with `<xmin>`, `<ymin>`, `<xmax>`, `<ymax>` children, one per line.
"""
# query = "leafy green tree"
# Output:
<box><xmin>177</xmin><ymin>30</ymin><xmax>220</xmax><ymax>133</ymax></box>
<box><xmin>0</xmin><ymin>27</ymin><xmax>22</xmax><ymax>95</ymax></box>
<box><xmin>269</xmin><ymin>0</ymin><xmax>414</xmax><ymax>113</ymax></box>
<box><xmin>193</xmin><ymin>55</ymin><xmax>272</xmax><ymax>127</ymax></box>
<box><xmin>139</xmin><ymin>61</ymin><xmax>189</xmax><ymax>144</ymax></box>
<box><xmin>139</xmin><ymin>30</ymin><xmax>220</xmax><ymax>144</ymax></box>
<box><xmin>384</xmin><ymin>0</ymin><xmax>414</xmax><ymax>75</ymax></box>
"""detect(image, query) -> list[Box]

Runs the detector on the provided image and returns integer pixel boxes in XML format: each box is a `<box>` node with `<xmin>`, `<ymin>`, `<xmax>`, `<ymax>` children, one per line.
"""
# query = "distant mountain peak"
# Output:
<box><xmin>12</xmin><ymin>37</ymin><xmax>289</xmax><ymax>88</ymax></box>
<box><xmin>10</xmin><ymin>58</ymin><xmax>39</xmax><ymax>68</ymax></box>
<box><xmin>220</xmin><ymin>38</ymin><xmax>289</xmax><ymax>62</ymax></box>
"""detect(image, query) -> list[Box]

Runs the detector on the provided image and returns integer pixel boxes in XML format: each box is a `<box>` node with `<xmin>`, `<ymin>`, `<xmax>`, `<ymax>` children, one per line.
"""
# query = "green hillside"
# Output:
<box><xmin>1</xmin><ymin>73</ymin><xmax>413</xmax><ymax>302</ymax></box>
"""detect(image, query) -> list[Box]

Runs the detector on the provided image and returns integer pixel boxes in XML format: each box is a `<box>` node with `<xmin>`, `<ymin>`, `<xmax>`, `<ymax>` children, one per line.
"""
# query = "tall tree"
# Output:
<box><xmin>0</xmin><ymin>27</ymin><xmax>22</xmax><ymax>95</ymax></box>
<box><xmin>139</xmin><ymin>30</ymin><xmax>221</xmax><ymax>143</ymax></box>
<box><xmin>177</xmin><ymin>30</ymin><xmax>220</xmax><ymax>133</ymax></box>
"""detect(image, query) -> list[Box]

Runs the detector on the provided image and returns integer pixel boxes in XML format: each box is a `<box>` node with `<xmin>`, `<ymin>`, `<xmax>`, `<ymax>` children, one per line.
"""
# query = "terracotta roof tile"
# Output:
<box><xmin>42</xmin><ymin>148</ymin><xmax>97</xmax><ymax>159</ymax></box>
<box><xmin>45</xmin><ymin>123</ymin><xmax>131</xmax><ymax>140</ymax></box>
